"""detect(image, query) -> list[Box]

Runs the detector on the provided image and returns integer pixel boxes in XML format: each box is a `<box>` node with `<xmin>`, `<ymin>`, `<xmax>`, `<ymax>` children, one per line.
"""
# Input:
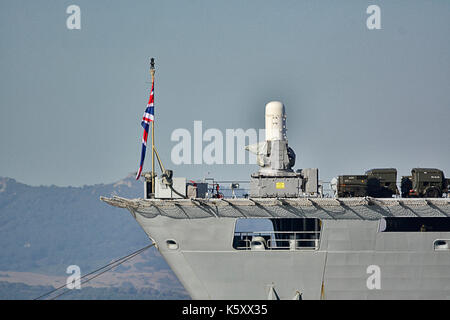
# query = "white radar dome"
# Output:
<box><xmin>265</xmin><ymin>101</ymin><xmax>286</xmax><ymax>141</ymax></box>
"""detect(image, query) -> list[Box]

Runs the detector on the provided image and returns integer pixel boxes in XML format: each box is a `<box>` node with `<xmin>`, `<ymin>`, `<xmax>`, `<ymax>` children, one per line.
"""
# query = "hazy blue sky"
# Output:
<box><xmin>0</xmin><ymin>0</ymin><xmax>449</xmax><ymax>186</ymax></box>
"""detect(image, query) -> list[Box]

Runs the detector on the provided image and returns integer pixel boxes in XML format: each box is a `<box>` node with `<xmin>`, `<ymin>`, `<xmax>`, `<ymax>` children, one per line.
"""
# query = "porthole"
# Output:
<box><xmin>434</xmin><ymin>240</ymin><xmax>449</xmax><ymax>251</ymax></box>
<box><xmin>166</xmin><ymin>239</ymin><xmax>179</xmax><ymax>250</ymax></box>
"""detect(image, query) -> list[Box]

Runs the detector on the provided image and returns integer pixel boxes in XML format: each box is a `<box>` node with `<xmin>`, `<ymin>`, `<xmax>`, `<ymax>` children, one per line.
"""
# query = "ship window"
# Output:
<box><xmin>434</xmin><ymin>240</ymin><xmax>450</xmax><ymax>251</ymax></box>
<box><xmin>233</xmin><ymin>218</ymin><xmax>321</xmax><ymax>251</ymax></box>
<box><xmin>166</xmin><ymin>239</ymin><xmax>179</xmax><ymax>250</ymax></box>
<box><xmin>378</xmin><ymin>217</ymin><xmax>450</xmax><ymax>232</ymax></box>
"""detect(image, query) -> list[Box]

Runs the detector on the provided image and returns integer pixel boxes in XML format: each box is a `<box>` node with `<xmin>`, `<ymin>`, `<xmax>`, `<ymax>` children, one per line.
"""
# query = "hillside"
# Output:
<box><xmin>0</xmin><ymin>175</ymin><xmax>188</xmax><ymax>299</ymax></box>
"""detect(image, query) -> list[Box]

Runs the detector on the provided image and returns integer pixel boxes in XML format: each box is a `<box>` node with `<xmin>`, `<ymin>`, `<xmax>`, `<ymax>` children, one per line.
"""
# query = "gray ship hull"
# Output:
<box><xmin>102</xmin><ymin>197</ymin><xmax>450</xmax><ymax>299</ymax></box>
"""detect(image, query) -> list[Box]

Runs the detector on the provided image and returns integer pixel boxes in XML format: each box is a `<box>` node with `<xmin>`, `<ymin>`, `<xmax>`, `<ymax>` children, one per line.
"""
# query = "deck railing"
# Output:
<box><xmin>234</xmin><ymin>231</ymin><xmax>321</xmax><ymax>251</ymax></box>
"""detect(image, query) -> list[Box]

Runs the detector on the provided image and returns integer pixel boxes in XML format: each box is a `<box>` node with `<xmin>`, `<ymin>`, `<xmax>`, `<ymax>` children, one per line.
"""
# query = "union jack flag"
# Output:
<box><xmin>136</xmin><ymin>78</ymin><xmax>154</xmax><ymax>180</ymax></box>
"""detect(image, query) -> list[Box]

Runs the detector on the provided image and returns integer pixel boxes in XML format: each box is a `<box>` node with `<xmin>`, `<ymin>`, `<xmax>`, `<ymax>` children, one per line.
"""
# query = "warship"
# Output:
<box><xmin>101</xmin><ymin>99</ymin><xmax>450</xmax><ymax>300</ymax></box>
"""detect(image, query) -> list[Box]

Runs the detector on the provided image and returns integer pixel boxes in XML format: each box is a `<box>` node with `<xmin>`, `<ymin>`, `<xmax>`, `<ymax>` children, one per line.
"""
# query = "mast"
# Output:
<box><xmin>150</xmin><ymin>58</ymin><xmax>155</xmax><ymax>195</ymax></box>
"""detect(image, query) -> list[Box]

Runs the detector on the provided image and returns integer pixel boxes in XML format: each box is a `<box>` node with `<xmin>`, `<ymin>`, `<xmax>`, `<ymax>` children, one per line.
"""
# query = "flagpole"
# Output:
<box><xmin>150</xmin><ymin>58</ymin><xmax>155</xmax><ymax>195</ymax></box>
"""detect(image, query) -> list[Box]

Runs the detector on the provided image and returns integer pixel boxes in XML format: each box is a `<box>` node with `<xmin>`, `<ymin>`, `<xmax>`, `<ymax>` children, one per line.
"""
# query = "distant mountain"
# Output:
<box><xmin>0</xmin><ymin>175</ymin><xmax>188</xmax><ymax>299</ymax></box>
<box><xmin>0</xmin><ymin>281</ymin><xmax>188</xmax><ymax>300</ymax></box>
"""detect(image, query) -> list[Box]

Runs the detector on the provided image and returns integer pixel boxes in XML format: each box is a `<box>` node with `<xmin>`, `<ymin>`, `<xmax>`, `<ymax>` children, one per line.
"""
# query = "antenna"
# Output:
<box><xmin>150</xmin><ymin>57</ymin><xmax>155</xmax><ymax>70</ymax></box>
